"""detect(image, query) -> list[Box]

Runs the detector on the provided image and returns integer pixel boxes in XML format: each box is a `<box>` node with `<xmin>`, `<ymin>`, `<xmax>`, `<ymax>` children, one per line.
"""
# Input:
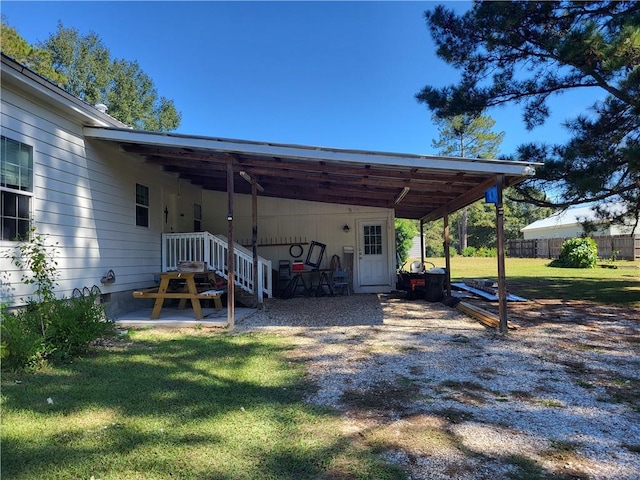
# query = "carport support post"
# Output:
<box><xmin>443</xmin><ymin>212</ymin><xmax>451</xmax><ymax>297</ymax></box>
<box><xmin>251</xmin><ymin>178</ymin><xmax>259</xmax><ymax>307</ymax></box>
<box><xmin>495</xmin><ymin>174</ymin><xmax>508</xmax><ymax>333</ymax></box>
<box><xmin>227</xmin><ymin>161</ymin><xmax>235</xmax><ymax>329</ymax></box>
<box><xmin>419</xmin><ymin>220</ymin><xmax>425</xmax><ymax>265</ymax></box>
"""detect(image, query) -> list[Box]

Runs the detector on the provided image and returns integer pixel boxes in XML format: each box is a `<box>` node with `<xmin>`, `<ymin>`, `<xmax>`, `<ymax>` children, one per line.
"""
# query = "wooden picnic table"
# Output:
<box><xmin>133</xmin><ymin>271</ymin><xmax>226</xmax><ymax>319</ymax></box>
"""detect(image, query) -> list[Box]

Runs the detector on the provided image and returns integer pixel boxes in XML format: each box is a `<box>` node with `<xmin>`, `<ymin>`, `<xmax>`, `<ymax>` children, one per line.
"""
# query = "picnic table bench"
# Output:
<box><xmin>133</xmin><ymin>271</ymin><xmax>226</xmax><ymax>320</ymax></box>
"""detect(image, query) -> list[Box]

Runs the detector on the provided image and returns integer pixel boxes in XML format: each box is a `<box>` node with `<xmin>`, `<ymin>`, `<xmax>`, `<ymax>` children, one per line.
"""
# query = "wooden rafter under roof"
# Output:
<box><xmin>84</xmin><ymin>127</ymin><xmax>540</xmax><ymax>220</ymax></box>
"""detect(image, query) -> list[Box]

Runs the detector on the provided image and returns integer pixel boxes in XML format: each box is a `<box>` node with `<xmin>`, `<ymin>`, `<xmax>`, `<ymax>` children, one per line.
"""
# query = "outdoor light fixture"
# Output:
<box><xmin>227</xmin><ymin>212</ymin><xmax>233</xmax><ymax>221</ymax></box>
<box><xmin>521</xmin><ymin>165</ymin><xmax>536</xmax><ymax>176</ymax></box>
<box><xmin>394</xmin><ymin>186</ymin><xmax>411</xmax><ymax>205</ymax></box>
<box><xmin>343</xmin><ymin>224</ymin><xmax>350</xmax><ymax>233</ymax></box>
<box><xmin>239</xmin><ymin>170</ymin><xmax>265</xmax><ymax>192</ymax></box>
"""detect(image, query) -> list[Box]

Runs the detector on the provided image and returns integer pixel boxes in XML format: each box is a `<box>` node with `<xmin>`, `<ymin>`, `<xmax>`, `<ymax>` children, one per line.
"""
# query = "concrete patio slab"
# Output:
<box><xmin>113</xmin><ymin>306</ymin><xmax>258</xmax><ymax>329</ymax></box>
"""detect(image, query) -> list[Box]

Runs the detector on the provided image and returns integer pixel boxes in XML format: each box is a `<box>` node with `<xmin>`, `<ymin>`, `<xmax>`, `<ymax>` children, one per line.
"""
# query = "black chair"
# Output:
<box><xmin>277</xmin><ymin>260</ymin><xmax>291</xmax><ymax>296</ymax></box>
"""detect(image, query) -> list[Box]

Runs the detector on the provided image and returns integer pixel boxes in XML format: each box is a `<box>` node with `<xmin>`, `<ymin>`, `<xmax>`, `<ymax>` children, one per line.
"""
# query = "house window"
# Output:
<box><xmin>136</xmin><ymin>183</ymin><xmax>149</xmax><ymax>227</ymax></box>
<box><xmin>1</xmin><ymin>136</ymin><xmax>33</xmax><ymax>241</ymax></box>
<box><xmin>194</xmin><ymin>203</ymin><xmax>202</xmax><ymax>231</ymax></box>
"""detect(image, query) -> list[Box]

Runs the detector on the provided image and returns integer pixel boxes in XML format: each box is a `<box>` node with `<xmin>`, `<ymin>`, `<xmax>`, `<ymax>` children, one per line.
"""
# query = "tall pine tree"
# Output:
<box><xmin>431</xmin><ymin>114</ymin><xmax>504</xmax><ymax>252</ymax></box>
<box><xmin>417</xmin><ymin>1</ymin><xmax>640</xmax><ymax>231</ymax></box>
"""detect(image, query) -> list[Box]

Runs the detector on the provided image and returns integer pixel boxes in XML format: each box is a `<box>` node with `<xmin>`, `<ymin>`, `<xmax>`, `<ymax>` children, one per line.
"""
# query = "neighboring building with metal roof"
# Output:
<box><xmin>521</xmin><ymin>204</ymin><xmax>636</xmax><ymax>240</ymax></box>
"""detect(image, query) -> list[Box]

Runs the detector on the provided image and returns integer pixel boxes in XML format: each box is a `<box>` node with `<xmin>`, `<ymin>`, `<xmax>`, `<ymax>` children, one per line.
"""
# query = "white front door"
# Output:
<box><xmin>358</xmin><ymin>221</ymin><xmax>389</xmax><ymax>286</ymax></box>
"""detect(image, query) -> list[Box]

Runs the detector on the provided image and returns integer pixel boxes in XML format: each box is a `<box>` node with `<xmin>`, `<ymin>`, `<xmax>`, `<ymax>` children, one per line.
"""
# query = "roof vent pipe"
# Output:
<box><xmin>95</xmin><ymin>103</ymin><xmax>108</xmax><ymax>113</ymax></box>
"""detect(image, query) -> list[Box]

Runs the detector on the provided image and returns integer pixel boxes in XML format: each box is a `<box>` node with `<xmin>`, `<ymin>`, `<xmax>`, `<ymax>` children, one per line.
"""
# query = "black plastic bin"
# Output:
<box><xmin>425</xmin><ymin>270</ymin><xmax>446</xmax><ymax>302</ymax></box>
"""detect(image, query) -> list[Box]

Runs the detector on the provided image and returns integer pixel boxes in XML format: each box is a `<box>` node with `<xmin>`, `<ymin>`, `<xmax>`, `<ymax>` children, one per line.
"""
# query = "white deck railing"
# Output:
<box><xmin>161</xmin><ymin>231</ymin><xmax>272</xmax><ymax>302</ymax></box>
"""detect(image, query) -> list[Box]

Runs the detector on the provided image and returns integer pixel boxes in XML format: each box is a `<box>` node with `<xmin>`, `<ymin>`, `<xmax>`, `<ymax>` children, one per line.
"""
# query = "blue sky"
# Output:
<box><xmin>3</xmin><ymin>1</ymin><xmax>601</xmax><ymax>157</ymax></box>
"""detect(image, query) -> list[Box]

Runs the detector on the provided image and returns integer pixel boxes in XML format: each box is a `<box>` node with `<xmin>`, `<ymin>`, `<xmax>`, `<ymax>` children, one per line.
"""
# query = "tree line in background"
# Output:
<box><xmin>395</xmin><ymin>113</ymin><xmax>555</xmax><ymax>261</ymax></box>
<box><xmin>1</xmin><ymin>17</ymin><xmax>181</xmax><ymax>131</ymax></box>
<box><xmin>397</xmin><ymin>193</ymin><xmax>555</xmax><ymax>261</ymax></box>
<box><xmin>431</xmin><ymin>114</ymin><xmax>554</xmax><ymax>256</ymax></box>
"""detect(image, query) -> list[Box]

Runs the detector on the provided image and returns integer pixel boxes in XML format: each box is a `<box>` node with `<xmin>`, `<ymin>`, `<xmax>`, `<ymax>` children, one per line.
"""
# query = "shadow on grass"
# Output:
<box><xmin>508</xmin><ymin>276</ymin><xmax>640</xmax><ymax>306</ymax></box>
<box><xmin>1</xmin><ymin>333</ymin><xmax>405</xmax><ymax>480</ymax></box>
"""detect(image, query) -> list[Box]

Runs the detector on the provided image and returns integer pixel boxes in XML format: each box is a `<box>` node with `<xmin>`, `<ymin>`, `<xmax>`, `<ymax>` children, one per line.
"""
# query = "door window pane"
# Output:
<box><xmin>363</xmin><ymin>224</ymin><xmax>382</xmax><ymax>255</ymax></box>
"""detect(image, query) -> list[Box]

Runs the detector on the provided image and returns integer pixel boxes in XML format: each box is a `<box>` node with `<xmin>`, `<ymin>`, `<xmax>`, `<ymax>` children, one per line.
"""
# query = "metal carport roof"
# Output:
<box><xmin>83</xmin><ymin>126</ymin><xmax>539</xmax><ymax>221</ymax></box>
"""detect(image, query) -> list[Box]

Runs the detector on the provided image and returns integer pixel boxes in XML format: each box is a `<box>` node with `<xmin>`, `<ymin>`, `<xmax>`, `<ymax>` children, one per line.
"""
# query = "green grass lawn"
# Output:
<box><xmin>420</xmin><ymin>256</ymin><xmax>640</xmax><ymax>308</ymax></box>
<box><xmin>1</xmin><ymin>330</ymin><xmax>405</xmax><ymax>480</ymax></box>
<box><xmin>4</xmin><ymin>258</ymin><xmax>638</xmax><ymax>479</ymax></box>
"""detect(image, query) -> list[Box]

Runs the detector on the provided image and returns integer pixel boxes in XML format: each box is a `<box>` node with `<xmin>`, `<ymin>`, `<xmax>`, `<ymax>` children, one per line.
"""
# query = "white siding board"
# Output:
<box><xmin>2</xmin><ymin>82</ymin><xmax>187</xmax><ymax>306</ymax></box>
<box><xmin>408</xmin><ymin>235</ymin><xmax>423</xmax><ymax>259</ymax></box>
<box><xmin>2</xmin><ymin>88</ymin><xmax>91</xmax><ymax>142</ymax></box>
<box><xmin>203</xmin><ymin>190</ymin><xmax>394</xmax><ymax>291</ymax></box>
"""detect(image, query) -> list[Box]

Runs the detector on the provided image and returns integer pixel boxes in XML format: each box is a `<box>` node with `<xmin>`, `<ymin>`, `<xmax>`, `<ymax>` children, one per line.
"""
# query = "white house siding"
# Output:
<box><xmin>1</xmin><ymin>70</ymin><xmax>396</xmax><ymax>310</ymax></box>
<box><xmin>202</xmin><ymin>191</ymin><xmax>396</xmax><ymax>293</ymax></box>
<box><xmin>163</xmin><ymin>178</ymin><xmax>204</xmax><ymax>234</ymax></box>
<box><xmin>408</xmin><ymin>235</ymin><xmax>423</xmax><ymax>259</ymax></box>
<box><xmin>1</xmin><ymin>85</ymin><xmax>191</xmax><ymax>311</ymax></box>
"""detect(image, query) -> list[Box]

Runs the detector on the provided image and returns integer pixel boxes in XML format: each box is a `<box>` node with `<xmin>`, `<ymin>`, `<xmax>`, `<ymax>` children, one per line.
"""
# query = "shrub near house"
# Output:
<box><xmin>550</xmin><ymin>237</ymin><xmax>598</xmax><ymax>269</ymax></box>
<box><xmin>1</xmin><ymin>229</ymin><xmax>114</xmax><ymax>370</ymax></box>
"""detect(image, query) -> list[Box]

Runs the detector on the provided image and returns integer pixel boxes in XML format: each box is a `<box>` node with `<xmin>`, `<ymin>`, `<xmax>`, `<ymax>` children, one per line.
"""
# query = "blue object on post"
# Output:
<box><xmin>485</xmin><ymin>185</ymin><xmax>498</xmax><ymax>205</ymax></box>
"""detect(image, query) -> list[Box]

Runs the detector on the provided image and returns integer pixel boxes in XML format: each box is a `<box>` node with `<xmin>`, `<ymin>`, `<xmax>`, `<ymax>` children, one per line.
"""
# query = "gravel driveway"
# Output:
<box><xmin>236</xmin><ymin>293</ymin><xmax>640</xmax><ymax>480</ymax></box>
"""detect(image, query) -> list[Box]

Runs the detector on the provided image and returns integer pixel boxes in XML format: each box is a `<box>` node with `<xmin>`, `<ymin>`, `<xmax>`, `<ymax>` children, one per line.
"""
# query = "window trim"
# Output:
<box><xmin>135</xmin><ymin>182</ymin><xmax>150</xmax><ymax>228</ymax></box>
<box><xmin>1</xmin><ymin>135</ymin><xmax>34</xmax><ymax>242</ymax></box>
